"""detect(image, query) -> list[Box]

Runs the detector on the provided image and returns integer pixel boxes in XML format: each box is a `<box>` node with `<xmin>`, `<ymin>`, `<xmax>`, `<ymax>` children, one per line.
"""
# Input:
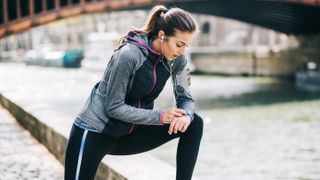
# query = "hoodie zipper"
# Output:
<box><xmin>129</xmin><ymin>58</ymin><xmax>160</xmax><ymax>133</ymax></box>
<box><xmin>147</xmin><ymin>59</ymin><xmax>160</xmax><ymax>94</ymax></box>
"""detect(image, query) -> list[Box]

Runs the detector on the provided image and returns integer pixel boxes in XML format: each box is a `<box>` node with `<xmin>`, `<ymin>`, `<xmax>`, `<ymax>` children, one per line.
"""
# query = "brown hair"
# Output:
<box><xmin>119</xmin><ymin>5</ymin><xmax>197</xmax><ymax>43</ymax></box>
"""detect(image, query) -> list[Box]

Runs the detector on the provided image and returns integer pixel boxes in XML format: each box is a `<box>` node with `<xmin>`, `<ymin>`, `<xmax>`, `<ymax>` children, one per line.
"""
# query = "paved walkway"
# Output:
<box><xmin>0</xmin><ymin>106</ymin><xmax>63</xmax><ymax>179</ymax></box>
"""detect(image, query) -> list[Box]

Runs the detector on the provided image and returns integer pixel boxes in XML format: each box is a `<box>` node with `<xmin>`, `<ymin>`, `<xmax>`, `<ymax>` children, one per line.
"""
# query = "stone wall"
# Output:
<box><xmin>0</xmin><ymin>93</ymin><xmax>175</xmax><ymax>180</ymax></box>
<box><xmin>191</xmin><ymin>48</ymin><xmax>320</xmax><ymax>77</ymax></box>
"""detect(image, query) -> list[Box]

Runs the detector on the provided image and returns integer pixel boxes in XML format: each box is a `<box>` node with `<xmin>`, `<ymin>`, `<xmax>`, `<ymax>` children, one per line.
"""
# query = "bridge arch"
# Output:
<box><xmin>1</xmin><ymin>0</ymin><xmax>320</xmax><ymax>39</ymax></box>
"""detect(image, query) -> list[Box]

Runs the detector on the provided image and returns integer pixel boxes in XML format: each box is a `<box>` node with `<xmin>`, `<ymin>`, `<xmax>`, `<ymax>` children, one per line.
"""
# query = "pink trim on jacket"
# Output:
<box><xmin>160</xmin><ymin>112</ymin><xmax>164</xmax><ymax>125</ymax></box>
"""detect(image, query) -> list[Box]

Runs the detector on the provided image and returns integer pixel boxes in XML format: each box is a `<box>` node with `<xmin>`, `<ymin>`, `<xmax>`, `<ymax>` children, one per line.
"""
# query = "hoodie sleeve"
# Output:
<box><xmin>104</xmin><ymin>44</ymin><xmax>163</xmax><ymax>125</ymax></box>
<box><xmin>172</xmin><ymin>56</ymin><xmax>195</xmax><ymax>121</ymax></box>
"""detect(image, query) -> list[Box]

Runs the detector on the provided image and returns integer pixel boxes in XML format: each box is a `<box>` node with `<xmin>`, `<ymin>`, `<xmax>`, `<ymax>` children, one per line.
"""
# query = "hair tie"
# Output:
<box><xmin>160</xmin><ymin>10</ymin><xmax>168</xmax><ymax>17</ymax></box>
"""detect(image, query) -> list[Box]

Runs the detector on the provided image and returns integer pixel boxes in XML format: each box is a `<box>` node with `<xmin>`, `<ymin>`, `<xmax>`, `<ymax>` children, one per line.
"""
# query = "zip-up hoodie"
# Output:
<box><xmin>75</xmin><ymin>31</ymin><xmax>195</xmax><ymax>137</ymax></box>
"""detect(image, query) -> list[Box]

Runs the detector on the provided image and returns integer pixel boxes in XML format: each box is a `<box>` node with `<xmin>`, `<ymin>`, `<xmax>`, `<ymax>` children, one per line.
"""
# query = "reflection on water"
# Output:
<box><xmin>152</xmin><ymin>75</ymin><xmax>320</xmax><ymax>180</ymax></box>
<box><xmin>196</xmin><ymin>78</ymin><xmax>320</xmax><ymax>109</ymax></box>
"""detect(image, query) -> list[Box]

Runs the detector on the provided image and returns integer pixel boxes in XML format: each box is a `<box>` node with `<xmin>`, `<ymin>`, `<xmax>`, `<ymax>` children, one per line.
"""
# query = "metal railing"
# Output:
<box><xmin>1</xmin><ymin>0</ymin><xmax>320</xmax><ymax>38</ymax></box>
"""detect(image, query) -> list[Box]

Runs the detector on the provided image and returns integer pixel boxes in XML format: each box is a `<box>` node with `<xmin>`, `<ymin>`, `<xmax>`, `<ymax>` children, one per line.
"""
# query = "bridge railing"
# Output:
<box><xmin>0</xmin><ymin>0</ymin><xmax>159</xmax><ymax>38</ymax></box>
<box><xmin>2</xmin><ymin>0</ymin><xmax>320</xmax><ymax>38</ymax></box>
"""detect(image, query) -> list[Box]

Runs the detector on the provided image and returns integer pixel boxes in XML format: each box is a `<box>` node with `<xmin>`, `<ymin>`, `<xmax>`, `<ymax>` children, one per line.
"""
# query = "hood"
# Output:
<box><xmin>125</xmin><ymin>30</ymin><xmax>161</xmax><ymax>58</ymax></box>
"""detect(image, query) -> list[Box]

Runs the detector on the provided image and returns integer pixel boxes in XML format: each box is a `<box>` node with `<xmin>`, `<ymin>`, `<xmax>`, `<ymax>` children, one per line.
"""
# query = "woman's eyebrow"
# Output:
<box><xmin>177</xmin><ymin>40</ymin><xmax>187</xmax><ymax>45</ymax></box>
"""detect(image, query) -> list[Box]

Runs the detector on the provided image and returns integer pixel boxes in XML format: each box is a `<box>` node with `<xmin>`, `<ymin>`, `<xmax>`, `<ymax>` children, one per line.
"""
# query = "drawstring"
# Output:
<box><xmin>160</xmin><ymin>55</ymin><xmax>173</xmax><ymax>75</ymax></box>
<box><xmin>159</xmin><ymin>44</ymin><xmax>180</xmax><ymax>97</ymax></box>
<box><xmin>159</xmin><ymin>40</ymin><xmax>173</xmax><ymax>75</ymax></box>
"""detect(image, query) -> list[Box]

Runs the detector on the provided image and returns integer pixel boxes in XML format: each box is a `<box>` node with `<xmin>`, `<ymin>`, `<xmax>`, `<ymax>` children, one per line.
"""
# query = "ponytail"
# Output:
<box><xmin>141</xmin><ymin>5</ymin><xmax>168</xmax><ymax>36</ymax></box>
<box><xmin>118</xmin><ymin>5</ymin><xmax>197</xmax><ymax>44</ymax></box>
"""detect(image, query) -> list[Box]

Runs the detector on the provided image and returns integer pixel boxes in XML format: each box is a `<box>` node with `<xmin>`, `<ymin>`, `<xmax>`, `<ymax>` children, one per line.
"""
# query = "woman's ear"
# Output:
<box><xmin>158</xmin><ymin>30</ymin><xmax>165</xmax><ymax>40</ymax></box>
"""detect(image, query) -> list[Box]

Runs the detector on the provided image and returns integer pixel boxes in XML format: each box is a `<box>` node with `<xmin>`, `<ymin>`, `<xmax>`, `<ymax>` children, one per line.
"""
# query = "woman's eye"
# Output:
<box><xmin>177</xmin><ymin>44</ymin><xmax>183</xmax><ymax>48</ymax></box>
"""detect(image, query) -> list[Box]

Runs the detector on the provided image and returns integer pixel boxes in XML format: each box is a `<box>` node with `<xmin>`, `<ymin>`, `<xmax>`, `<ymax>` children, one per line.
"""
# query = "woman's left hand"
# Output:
<box><xmin>168</xmin><ymin>115</ymin><xmax>191</xmax><ymax>135</ymax></box>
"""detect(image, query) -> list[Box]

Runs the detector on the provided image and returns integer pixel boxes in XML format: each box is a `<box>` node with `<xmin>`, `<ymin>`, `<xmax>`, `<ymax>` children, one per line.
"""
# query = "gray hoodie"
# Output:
<box><xmin>75</xmin><ymin>31</ymin><xmax>194</xmax><ymax>137</ymax></box>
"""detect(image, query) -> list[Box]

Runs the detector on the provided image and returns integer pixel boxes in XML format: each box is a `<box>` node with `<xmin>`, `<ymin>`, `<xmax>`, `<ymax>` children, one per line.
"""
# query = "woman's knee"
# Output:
<box><xmin>189</xmin><ymin>113</ymin><xmax>204</xmax><ymax>136</ymax></box>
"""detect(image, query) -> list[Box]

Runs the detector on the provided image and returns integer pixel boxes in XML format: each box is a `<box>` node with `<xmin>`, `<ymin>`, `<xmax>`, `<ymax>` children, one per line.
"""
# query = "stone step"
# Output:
<box><xmin>0</xmin><ymin>106</ymin><xmax>63</xmax><ymax>179</ymax></box>
<box><xmin>0</xmin><ymin>92</ymin><xmax>176</xmax><ymax>180</ymax></box>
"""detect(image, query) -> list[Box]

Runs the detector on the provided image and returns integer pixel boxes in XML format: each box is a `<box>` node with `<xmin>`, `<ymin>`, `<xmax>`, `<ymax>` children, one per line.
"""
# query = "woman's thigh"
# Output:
<box><xmin>111</xmin><ymin>124</ymin><xmax>183</xmax><ymax>155</ymax></box>
<box><xmin>111</xmin><ymin>113</ymin><xmax>204</xmax><ymax>155</ymax></box>
<box><xmin>65</xmin><ymin>125</ymin><xmax>118</xmax><ymax>180</ymax></box>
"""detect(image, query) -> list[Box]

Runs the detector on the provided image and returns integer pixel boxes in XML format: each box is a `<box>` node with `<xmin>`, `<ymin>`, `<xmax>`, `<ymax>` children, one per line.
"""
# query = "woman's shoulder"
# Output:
<box><xmin>110</xmin><ymin>42</ymin><xmax>147</xmax><ymax>70</ymax></box>
<box><xmin>116</xmin><ymin>41</ymin><xmax>146</xmax><ymax>60</ymax></box>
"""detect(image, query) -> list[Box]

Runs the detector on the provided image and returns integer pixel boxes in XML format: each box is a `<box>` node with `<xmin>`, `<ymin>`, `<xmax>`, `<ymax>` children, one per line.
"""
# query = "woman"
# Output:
<box><xmin>65</xmin><ymin>5</ymin><xmax>203</xmax><ymax>180</ymax></box>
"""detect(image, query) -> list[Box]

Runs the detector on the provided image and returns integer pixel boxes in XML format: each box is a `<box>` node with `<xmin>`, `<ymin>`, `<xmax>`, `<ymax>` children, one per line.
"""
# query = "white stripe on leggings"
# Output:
<box><xmin>75</xmin><ymin>129</ymin><xmax>88</xmax><ymax>180</ymax></box>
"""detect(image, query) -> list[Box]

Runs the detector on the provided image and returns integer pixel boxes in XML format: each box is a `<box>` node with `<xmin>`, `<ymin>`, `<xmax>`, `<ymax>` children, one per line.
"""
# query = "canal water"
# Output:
<box><xmin>153</xmin><ymin>75</ymin><xmax>320</xmax><ymax>180</ymax></box>
<box><xmin>0</xmin><ymin>62</ymin><xmax>319</xmax><ymax>179</ymax></box>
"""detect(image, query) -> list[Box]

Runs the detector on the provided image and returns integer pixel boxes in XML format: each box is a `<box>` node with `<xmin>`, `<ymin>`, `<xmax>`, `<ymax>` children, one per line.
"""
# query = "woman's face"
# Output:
<box><xmin>162</xmin><ymin>30</ymin><xmax>194</xmax><ymax>61</ymax></box>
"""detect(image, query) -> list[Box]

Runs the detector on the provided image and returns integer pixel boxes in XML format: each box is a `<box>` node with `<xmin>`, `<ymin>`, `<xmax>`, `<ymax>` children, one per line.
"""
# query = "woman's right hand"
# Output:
<box><xmin>162</xmin><ymin>108</ymin><xmax>187</xmax><ymax>124</ymax></box>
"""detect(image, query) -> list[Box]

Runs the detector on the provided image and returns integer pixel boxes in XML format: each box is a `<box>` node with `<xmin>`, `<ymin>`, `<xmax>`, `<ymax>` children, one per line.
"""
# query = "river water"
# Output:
<box><xmin>153</xmin><ymin>75</ymin><xmax>320</xmax><ymax>180</ymax></box>
<box><xmin>0</xmin><ymin>62</ymin><xmax>319</xmax><ymax>179</ymax></box>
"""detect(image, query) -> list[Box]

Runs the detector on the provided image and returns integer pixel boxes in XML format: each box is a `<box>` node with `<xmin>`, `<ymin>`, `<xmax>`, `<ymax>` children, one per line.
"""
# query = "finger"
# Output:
<box><xmin>169</xmin><ymin>119</ymin><xmax>177</xmax><ymax>135</ymax></box>
<box><xmin>182</xmin><ymin>120</ymin><xmax>190</xmax><ymax>132</ymax></box>
<box><xmin>176</xmin><ymin>109</ymin><xmax>187</xmax><ymax>115</ymax></box>
<box><xmin>181</xmin><ymin>124</ymin><xmax>189</xmax><ymax>132</ymax></box>
<box><xmin>170</xmin><ymin>110</ymin><xmax>183</xmax><ymax>117</ymax></box>
<box><xmin>174</xmin><ymin>118</ymin><xmax>181</xmax><ymax>134</ymax></box>
<box><xmin>176</xmin><ymin>117</ymin><xmax>184</xmax><ymax>131</ymax></box>
<box><xmin>178</xmin><ymin>119</ymin><xmax>185</xmax><ymax>132</ymax></box>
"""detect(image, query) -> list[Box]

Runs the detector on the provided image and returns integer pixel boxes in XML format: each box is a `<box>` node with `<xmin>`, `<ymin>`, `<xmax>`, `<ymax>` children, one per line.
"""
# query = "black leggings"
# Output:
<box><xmin>64</xmin><ymin>113</ymin><xmax>203</xmax><ymax>180</ymax></box>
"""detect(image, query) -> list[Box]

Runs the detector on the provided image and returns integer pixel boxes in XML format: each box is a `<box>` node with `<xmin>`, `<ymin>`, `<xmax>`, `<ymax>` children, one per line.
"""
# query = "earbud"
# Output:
<box><xmin>160</xmin><ymin>35</ymin><xmax>165</xmax><ymax>42</ymax></box>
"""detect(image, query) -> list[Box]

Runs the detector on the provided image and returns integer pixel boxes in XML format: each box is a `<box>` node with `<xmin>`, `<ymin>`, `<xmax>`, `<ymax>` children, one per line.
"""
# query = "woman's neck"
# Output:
<box><xmin>151</xmin><ymin>38</ymin><xmax>162</xmax><ymax>55</ymax></box>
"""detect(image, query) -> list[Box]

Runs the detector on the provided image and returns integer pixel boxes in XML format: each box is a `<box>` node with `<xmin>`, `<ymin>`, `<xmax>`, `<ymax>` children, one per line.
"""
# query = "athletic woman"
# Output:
<box><xmin>65</xmin><ymin>5</ymin><xmax>203</xmax><ymax>180</ymax></box>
